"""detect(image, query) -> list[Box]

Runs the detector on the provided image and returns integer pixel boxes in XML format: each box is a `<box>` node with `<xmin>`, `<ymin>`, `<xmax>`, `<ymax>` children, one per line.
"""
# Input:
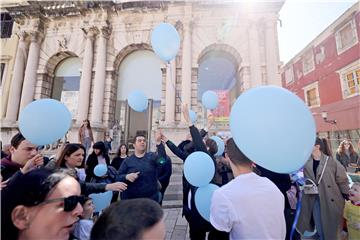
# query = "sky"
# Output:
<box><xmin>278</xmin><ymin>0</ymin><xmax>358</xmax><ymax>63</ymax></box>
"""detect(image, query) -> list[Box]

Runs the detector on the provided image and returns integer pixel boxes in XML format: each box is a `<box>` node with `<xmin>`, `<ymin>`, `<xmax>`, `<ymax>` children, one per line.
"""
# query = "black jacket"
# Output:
<box><xmin>85</xmin><ymin>153</ymin><xmax>110</xmax><ymax>182</ymax></box>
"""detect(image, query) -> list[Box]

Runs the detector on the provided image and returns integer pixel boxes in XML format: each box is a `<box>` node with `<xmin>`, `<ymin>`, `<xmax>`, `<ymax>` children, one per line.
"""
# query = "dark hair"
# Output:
<box><xmin>321</xmin><ymin>138</ymin><xmax>332</xmax><ymax>157</ymax></box>
<box><xmin>1</xmin><ymin>169</ymin><xmax>76</xmax><ymax>240</ymax></box>
<box><xmin>91</xmin><ymin>198</ymin><xmax>163</xmax><ymax>240</ymax></box>
<box><xmin>225</xmin><ymin>138</ymin><xmax>252</xmax><ymax>166</ymax></box>
<box><xmin>81</xmin><ymin>119</ymin><xmax>92</xmax><ymax>130</ymax></box>
<box><xmin>56</xmin><ymin>143</ymin><xmax>86</xmax><ymax>168</ymax></box>
<box><xmin>117</xmin><ymin>144</ymin><xmax>128</xmax><ymax>157</ymax></box>
<box><xmin>92</xmin><ymin>141</ymin><xmax>106</xmax><ymax>156</ymax></box>
<box><xmin>10</xmin><ymin>132</ymin><xmax>26</xmax><ymax>149</ymax></box>
<box><xmin>133</xmin><ymin>134</ymin><xmax>146</xmax><ymax>143</ymax></box>
<box><xmin>205</xmin><ymin>138</ymin><xmax>218</xmax><ymax>156</ymax></box>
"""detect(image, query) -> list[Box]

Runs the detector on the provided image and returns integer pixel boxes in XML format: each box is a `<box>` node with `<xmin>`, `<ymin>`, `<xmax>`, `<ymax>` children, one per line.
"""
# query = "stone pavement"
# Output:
<box><xmin>163</xmin><ymin>208</ymin><xmax>190</xmax><ymax>240</ymax></box>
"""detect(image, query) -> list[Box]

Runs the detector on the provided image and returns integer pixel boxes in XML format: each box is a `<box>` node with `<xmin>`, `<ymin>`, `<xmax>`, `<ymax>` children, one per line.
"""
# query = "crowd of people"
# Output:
<box><xmin>1</xmin><ymin>105</ymin><xmax>359</xmax><ymax>240</ymax></box>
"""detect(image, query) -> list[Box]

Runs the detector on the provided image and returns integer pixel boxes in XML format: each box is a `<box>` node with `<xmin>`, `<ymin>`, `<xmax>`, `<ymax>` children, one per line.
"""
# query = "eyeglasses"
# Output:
<box><xmin>36</xmin><ymin>195</ymin><xmax>87</xmax><ymax>212</ymax></box>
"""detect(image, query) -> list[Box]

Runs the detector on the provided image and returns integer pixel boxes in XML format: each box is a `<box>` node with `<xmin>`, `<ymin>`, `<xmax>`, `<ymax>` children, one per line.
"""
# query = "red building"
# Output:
<box><xmin>281</xmin><ymin>3</ymin><xmax>360</xmax><ymax>154</ymax></box>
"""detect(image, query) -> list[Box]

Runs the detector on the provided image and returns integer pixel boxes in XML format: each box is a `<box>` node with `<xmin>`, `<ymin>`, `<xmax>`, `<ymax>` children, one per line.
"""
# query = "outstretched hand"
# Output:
<box><xmin>105</xmin><ymin>182</ymin><xmax>128</xmax><ymax>192</ymax></box>
<box><xmin>182</xmin><ymin>104</ymin><xmax>191</xmax><ymax>126</ymax></box>
<box><xmin>207</xmin><ymin>113</ymin><xmax>215</xmax><ymax>129</ymax></box>
<box><xmin>155</xmin><ymin>129</ymin><xmax>163</xmax><ymax>145</ymax></box>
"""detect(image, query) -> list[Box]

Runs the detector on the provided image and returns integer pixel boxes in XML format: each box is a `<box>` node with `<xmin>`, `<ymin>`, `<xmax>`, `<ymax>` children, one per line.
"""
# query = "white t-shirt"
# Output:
<box><xmin>210</xmin><ymin>172</ymin><xmax>286</xmax><ymax>240</ymax></box>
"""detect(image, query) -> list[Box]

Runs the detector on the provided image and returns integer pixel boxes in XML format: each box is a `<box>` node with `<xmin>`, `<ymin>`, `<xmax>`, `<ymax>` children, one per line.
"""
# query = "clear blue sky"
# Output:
<box><xmin>278</xmin><ymin>0</ymin><xmax>358</xmax><ymax>63</ymax></box>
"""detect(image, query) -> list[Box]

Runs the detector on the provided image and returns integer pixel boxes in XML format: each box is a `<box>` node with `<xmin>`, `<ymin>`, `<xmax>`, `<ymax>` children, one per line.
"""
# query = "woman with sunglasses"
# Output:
<box><xmin>1</xmin><ymin>168</ymin><xmax>84</xmax><ymax>240</ymax></box>
<box><xmin>46</xmin><ymin>143</ymin><xmax>127</xmax><ymax>196</ymax></box>
<box><xmin>336</xmin><ymin>139</ymin><xmax>359</xmax><ymax>172</ymax></box>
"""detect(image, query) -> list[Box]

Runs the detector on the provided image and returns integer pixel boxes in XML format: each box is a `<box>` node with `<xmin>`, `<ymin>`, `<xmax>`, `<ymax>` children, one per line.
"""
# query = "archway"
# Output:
<box><xmin>197</xmin><ymin>47</ymin><xmax>241</xmax><ymax>129</ymax></box>
<box><xmin>114</xmin><ymin>49</ymin><xmax>162</xmax><ymax>151</ymax></box>
<box><xmin>52</xmin><ymin>56</ymin><xmax>81</xmax><ymax>119</ymax></box>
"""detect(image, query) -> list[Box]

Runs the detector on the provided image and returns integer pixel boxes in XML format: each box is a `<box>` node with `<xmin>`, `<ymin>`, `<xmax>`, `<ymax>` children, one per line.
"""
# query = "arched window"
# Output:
<box><xmin>198</xmin><ymin>51</ymin><xmax>238</xmax><ymax>127</ymax></box>
<box><xmin>52</xmin><ymin>57</ymin><xmax>81</xmax><ymax>118</ymax></box>
<box><xmin>115</xmin><ymin>50</ymin><xmax>162</xmax><ymax>149</ymax></box>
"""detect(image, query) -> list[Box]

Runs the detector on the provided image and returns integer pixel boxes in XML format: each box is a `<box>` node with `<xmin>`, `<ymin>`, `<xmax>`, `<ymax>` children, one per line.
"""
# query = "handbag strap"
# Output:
<box><xmin>317</xmin><ymin>156</ymin><xmax>329</xmax><ymax>185</ymax></box>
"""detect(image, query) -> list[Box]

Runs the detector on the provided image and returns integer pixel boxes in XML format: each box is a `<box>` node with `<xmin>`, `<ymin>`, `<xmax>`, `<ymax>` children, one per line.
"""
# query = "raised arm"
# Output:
<box><xmin>182</xmin><ymin>104</ymin><xmax>208</xmax><ymax>153</ymax></box>
<box><xmin>162</xmin><ymin>133</ymin><xmax>188</xmax><ymax>161</ymax></box>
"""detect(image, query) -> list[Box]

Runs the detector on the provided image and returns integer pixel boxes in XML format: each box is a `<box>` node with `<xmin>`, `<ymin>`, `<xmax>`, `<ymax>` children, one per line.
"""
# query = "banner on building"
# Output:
<box><xmin>212</xmin><ymin>90</ymin><xmax>230</xmax><ymax>123</ymax></box>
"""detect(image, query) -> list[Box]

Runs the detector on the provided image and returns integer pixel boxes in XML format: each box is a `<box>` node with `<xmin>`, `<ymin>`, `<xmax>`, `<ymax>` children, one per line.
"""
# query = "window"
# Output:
<box><xmin>0</xmin><ymin>62</ymin><xmax>5</xmax><ymax>95</ymax></box>
<box><xmin>302</xmin><ymin>50</ymin><xmax>315</xmax><ymax>75</ymax></box>
<box><xmin>1</xmin><ymin>13</ymin><xmax>13</xmax><ymax>38</ymax></box>
<box><xmin>338</xmin><ymin>60</ymin><xmax>360</xmax><ymax>99</ymax></box>
<box><xmin>285</xmin><ymin>66</ymin><xmax>294</xmax><ymax>84</ymax></box>
<box><xmin>52</xmin><ymin>57</ymin><xmax>81</xmax><ymax>118</ymax></box>
<box><xmin>335</xmin><ymin>19</ymin><xmax>358</xmax><ymax>55</ymax></box>
<box><xmin>0</xmin><ymin>63</ymin><xmax>5</xmax><ymax>86</ymax></box>
<box><xmin>303</xmin><ymin>82</ymin><xmax>320</xmax><ymax>108</ymax></box>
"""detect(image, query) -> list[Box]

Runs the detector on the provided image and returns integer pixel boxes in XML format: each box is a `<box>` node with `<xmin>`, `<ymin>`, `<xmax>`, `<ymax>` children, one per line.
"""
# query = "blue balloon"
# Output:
<box><xmin>195</xmin><ymin>183</ymin><xmax>219</xmax><ymax>222</ymax></box>
<box><xmin>189</xmin><ymin>110</ymin><xmax>197</xmax><ymax>124</ymax></box>
<box><xmin>19</xmin><ymin>99</ymin><xmax>72</xmax><ymax>145</ymax></box>
<box><xmin>128</xmin><ymin>90</ymin><xmax>148</xmax><ymax>112</ymax></box>
<box><xmin>184</xmin><ymin>151</ymin><xmax>215</xmax><ymax>187</ymax></box>
<box><xmin>230</xmin><ymin>86</ymin><xmax>316</xmax><ymax>173</ymax></box>
<box><xmin>202</xmin><ymin>91</ymin><xmax>218</xmax><ymax>110</ymax></box>
<box><xmin>151</xmin><ymin>23</ymin><xmax>180</xmax><ymax>62</ymax></box>
<box><xmin>211</xmin><ymin>136</ymin><xmax>225</xmax><ymax>157</ymax></box>
<box><xmin>89</xmin><ymin>191</ymin><xmax>113</xmax><ymax>213</ymax></box>
<box><xmin>94</xmin><ymin>164</ymin><xmax>108</xmax><ymax>177</ymax></box>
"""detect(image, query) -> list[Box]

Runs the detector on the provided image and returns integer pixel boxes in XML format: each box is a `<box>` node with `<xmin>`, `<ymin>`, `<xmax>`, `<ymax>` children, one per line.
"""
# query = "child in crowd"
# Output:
<box><xmin>343</xmin><ymin>182</ymin><xmax>360</xmax><ymax>240</ymax></box>
<box><xmin>73</xmin><ymin>197</ymin><xmax>95</xmax><ymax>240</ymax></box>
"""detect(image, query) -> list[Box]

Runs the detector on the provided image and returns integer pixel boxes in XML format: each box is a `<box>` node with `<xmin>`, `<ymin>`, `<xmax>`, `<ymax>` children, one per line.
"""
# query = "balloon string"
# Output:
<box><xmin>290</xmin><ymin>180</ymin><xmax>303</xmax><ymax>240</ymax></box>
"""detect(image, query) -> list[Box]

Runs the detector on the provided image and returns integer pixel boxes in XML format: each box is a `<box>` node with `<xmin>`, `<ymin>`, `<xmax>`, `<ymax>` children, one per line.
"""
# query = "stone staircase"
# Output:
<box><xmin>162</xmin><ymin>157</ymin><xmax>184</xmax><ymax>209</ymax></box>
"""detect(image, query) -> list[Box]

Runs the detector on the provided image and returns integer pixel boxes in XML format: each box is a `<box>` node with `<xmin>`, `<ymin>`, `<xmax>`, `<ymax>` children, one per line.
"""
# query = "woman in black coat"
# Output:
<box><xmin>85</xmin><ymin>141</ymin><xmax>110</xmax><ymax>182</ymax></box>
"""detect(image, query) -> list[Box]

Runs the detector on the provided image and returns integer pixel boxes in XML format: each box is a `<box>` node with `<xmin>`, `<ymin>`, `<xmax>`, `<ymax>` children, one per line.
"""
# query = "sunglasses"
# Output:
<box><xmin>36</xmin><ymin>195</ymin><xmax>87</xmax><ymax>212</ymax></box>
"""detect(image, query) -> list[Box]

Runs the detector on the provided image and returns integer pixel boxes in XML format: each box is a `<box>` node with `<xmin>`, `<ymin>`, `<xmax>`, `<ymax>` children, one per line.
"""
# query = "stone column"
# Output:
<box><xmin>77</xmin><ymin>27</ymin><xmax>97</xmax><ymax>123</ymax></box>
<box><xmin>91</xmin><ymin>26</ymin><xmax>111</xmax><ymax>125</ymax></box>
<box><xmin>248</xmin><ymin>22</ymin><xmax>262</xmax><ymax>88</ymax></box>
<box><xmin>6</xmin><ymin>31</ymin><xmax>28</xmax><ymax>122</ymax></box>
<box><xmin>165</xmin><ymin>60</ymin><xmax>176</xmax><ymax>125</ymax></box>
<box><xmin>265</xmin><ymin>20</ymin><xmax>281</xmax><ymax>86</ymax></box>
<box><xmin>181</xmin><ymin>20</ymin><xmax>192</xmax><ymax>120</ymax></box>
<box><xmin>19</xmin><ymin>31</ymin><xmax>42</xmax><ymax>112</ymax></box>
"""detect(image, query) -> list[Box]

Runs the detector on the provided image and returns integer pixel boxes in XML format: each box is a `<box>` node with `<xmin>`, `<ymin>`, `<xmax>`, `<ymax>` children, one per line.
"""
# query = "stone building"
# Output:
<box><xmin>1</xmin><ymin>1</ymin><xmax>284</xmax><ymax>151</ymax></box>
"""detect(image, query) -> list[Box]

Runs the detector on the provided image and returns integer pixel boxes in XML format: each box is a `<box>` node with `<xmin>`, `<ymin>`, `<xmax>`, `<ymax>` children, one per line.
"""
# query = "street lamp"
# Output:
<box><xmin>321</xmin><ymin>111</ymin><xmax>336</xmax><ymax>124</ymax></box>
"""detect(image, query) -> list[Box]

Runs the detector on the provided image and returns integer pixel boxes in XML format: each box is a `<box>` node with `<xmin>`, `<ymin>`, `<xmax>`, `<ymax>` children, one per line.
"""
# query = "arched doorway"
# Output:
<box><xmin>52</xmin><ymin>57</ymin><xmax>81</xmax><ymax>119</ymax></box>
<box><xmin>197</xmin><ymin>50</ymin><xmax>240</xmax><ymax>130</ymax></box>
<box><xmin>115</xmin><ymin>50</ymin><xmax>162</xmax><ymax>151</ymax></box>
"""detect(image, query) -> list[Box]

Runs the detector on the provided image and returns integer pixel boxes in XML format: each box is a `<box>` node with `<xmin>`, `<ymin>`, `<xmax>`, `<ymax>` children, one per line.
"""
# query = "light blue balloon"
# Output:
<box><xmin>184</xmin><ymin>151</ymin><xmax>215</xmax><ymax>187</ymax></box>
<box><xmin>89</xmin><ymin>191</ymin><xmax>113</xmax><ymax>213</ymax></box>
<box><xmin>195</xmin><ymin>183</ymin><xmax>219</xmax><ymax>222</ymax></box>
<box><xmin>128</xmin><ymin>90</ymin><xmax>148</xmax><ymax>112</ymax></box>
<box><xmin>151</xmin><ymin>23</ymin><xmax>180</xmax><ymax>62</ymax></box>
<box><xmin>189</xmin><ymin>110</ymin><xmax>197</xmax><ymax>124</ymax></box>
<box><xmin>19</xmin><ymin>99</ymin><xmax>72</xmax><ymax>145</ymax></box>
<box><xmin>211</xmin><ymin>136</ymin><xmax>225</xmax><ymax>157</ymax></box>
<box><xmin>202</xmin><ymin>91</ymin><xmax>218</xmax><ymax>110</ymax></box>
<box><xmin>94</xmin><ymin>164</ymin><xmax>108</xmax><ymax>177</ymax></box>
<box><xmin>230</xmin><ymin>86</ymin><xmax>316</xmax><ymax>173</ymax></box>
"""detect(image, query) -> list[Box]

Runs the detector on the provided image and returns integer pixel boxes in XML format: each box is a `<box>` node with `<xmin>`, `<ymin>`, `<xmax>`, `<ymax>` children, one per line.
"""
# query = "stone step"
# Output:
<box><xmin>162</xmin><ymin>160</ymin><xmax>184</xmax><ymax>208</ymax></box>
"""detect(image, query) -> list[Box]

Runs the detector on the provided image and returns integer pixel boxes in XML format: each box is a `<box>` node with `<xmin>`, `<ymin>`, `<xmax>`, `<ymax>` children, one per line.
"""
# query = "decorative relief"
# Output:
<box><xmin>57</xmin><ymin>35</ymin><xmax>69</xmax><ymax>51</ymax></box>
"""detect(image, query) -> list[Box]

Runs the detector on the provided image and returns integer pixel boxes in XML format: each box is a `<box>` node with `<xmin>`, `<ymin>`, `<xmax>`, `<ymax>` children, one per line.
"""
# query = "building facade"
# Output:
<box><xmin>1</xmin><ymin>0</ymin><xmax>284</xmax><ymax>150</ymax></box>
<box><xmin>281</xmin><ymin>3</ymin><xmax>360</xmax><ymax>154</ymax></box>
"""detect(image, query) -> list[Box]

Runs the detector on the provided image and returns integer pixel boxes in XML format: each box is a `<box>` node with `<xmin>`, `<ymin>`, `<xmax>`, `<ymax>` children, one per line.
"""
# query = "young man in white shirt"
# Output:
<box><xmin>210</xmin><ymin>138</ymin><xmax>286</xmax><ymax>240</ymax></box>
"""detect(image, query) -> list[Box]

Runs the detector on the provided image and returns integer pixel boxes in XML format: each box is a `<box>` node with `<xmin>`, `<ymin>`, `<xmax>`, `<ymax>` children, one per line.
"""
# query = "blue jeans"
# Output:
<box><xmin>312</xmin><ymin>197</ymin><xmax>324</xmax><ymax>240</ymax></box>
